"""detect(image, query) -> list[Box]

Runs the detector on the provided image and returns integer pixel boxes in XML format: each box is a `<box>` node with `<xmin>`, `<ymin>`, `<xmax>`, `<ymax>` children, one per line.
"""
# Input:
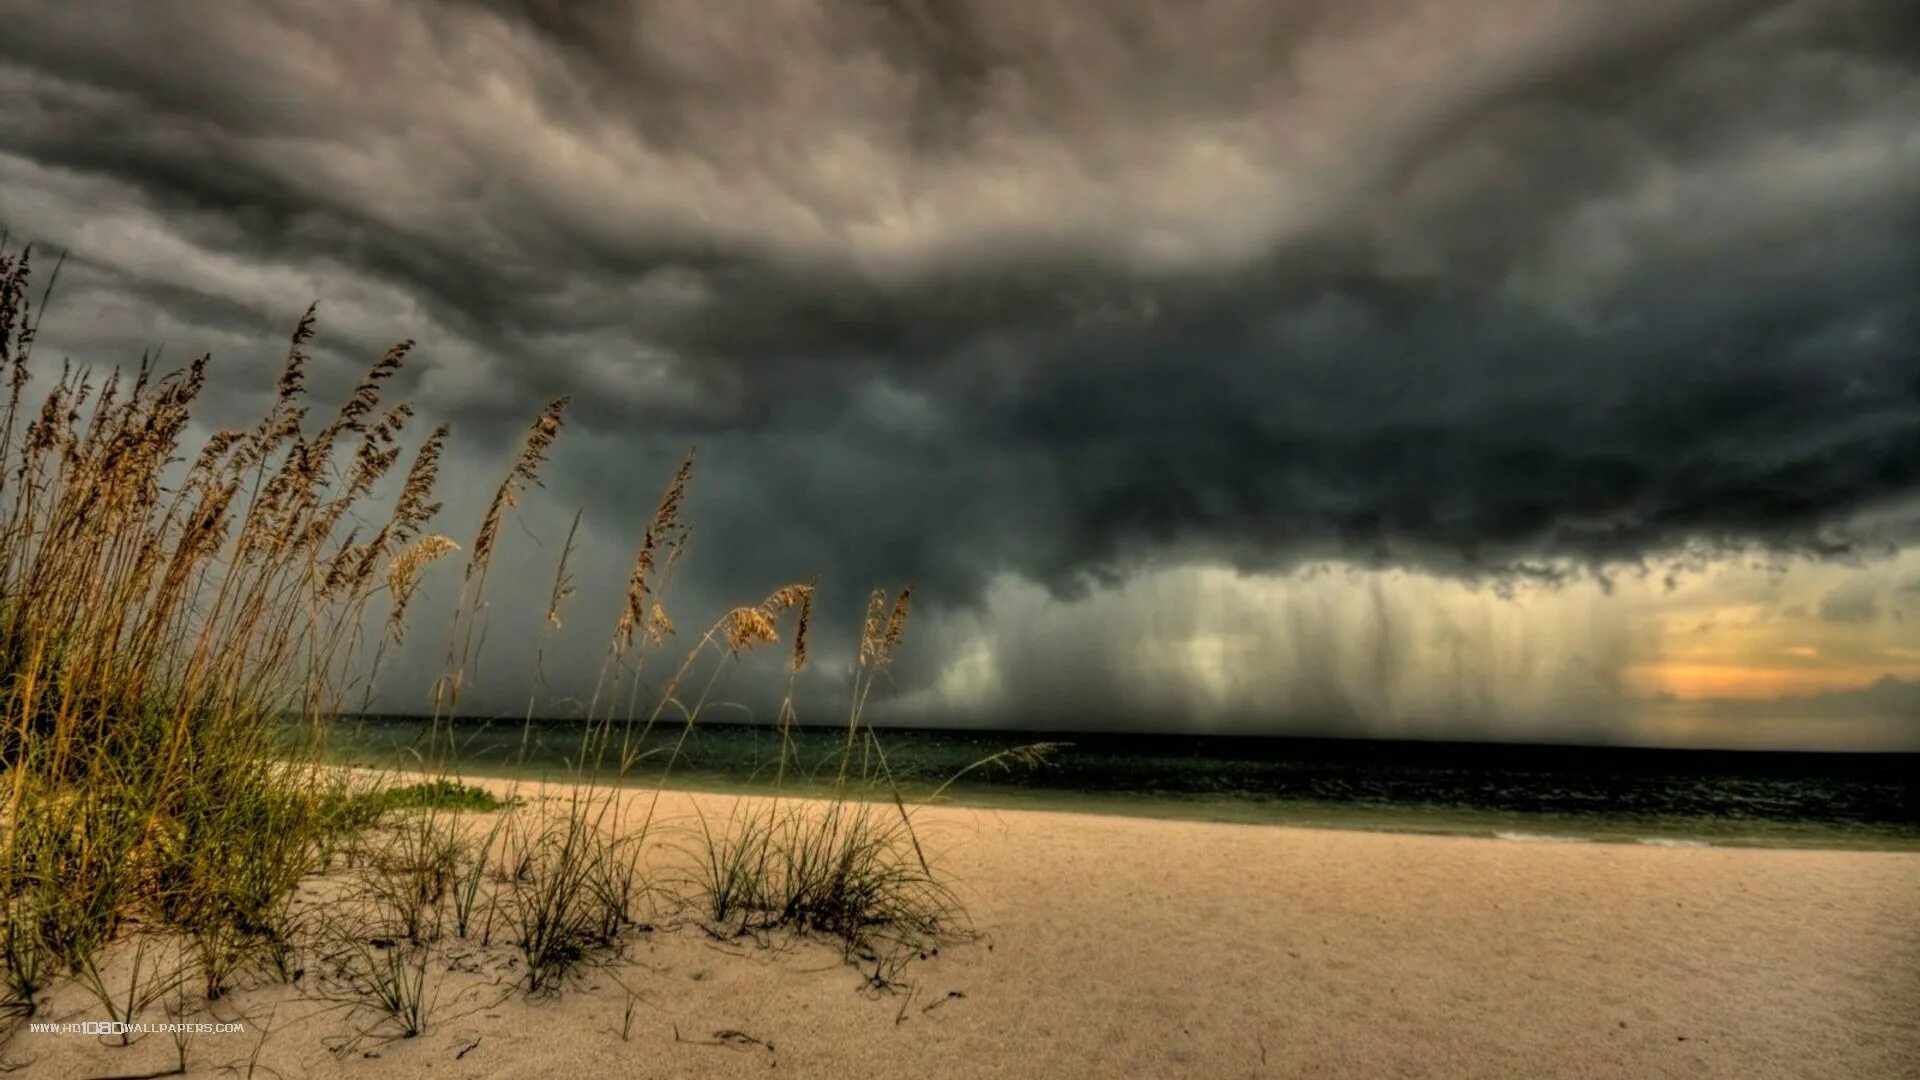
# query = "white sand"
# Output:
<box><xmin>18</xmin><ymin>783</ymin><xmax>1920</xmax><ymax>1078</ymax></box>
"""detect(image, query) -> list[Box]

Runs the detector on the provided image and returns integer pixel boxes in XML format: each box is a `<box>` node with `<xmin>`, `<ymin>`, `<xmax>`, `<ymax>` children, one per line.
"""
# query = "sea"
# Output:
<box><xmin>316</xmin><ymin>715</ymin><xmax>1920</xmax><ymax>851</ymax></box>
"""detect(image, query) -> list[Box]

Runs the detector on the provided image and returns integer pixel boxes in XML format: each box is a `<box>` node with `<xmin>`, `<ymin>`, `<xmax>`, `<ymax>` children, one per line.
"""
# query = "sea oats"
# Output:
<box><xmin>789</xmin><ymin>584</ymin><xmax>814</xmax><ymax>673</ymax></box>
<box><xmin>332</xmin><ymin>341</ymin><xmax>410</xmax><ymax>436</ymax></box>
<box><xmin>859</xmin><ymin>588</ymin><xmax>887</xmax><ymax>670</ymax></box>
<box><xmin>321</xmin><ymin>528</ymin><xmax>363</xmax><ymax>595</ymax></box>
<box><xmin>545</xmin><ymin>510</ymin><xmax>582</xmax><ymax>631</ymax></box>
<box><xmin>386</xmin><ymin>535</ymin><xmax>459</xmax><ymax>643</ymax></box>
<box><xmin>882</xmin><ymin>585</ymin><xmax>913</xmax><ymax>656</ymax></box>
<box><xmin>761</xmin><ymin>583</ymin><xmax>810</xmax><ymax>616</ymax></box>
<box><xmin>646</xmin><ymin>603</ymin><xmax>676</xmax><ymax>644</ymax></box>
<box><xmin>721</xmin><ymin>605</ymin><xmax>779</xmax><ymax>652</ymax></box>
<box><xmin>470</xmin><ymin>398</ymin><xmax>567</xmax><ymax>582</ymax></box>
<box><xmin>278</xmin><ymin>303</ymin><xmax>316</xmax><ymax>406</ymax></box>
<box><xmin>390</xmin><ymin>424</ymin><xmax>448</xmax><ymax>544</ymax></box>
<box><xmin>856</xmin><ymin>585</ymin><xmax>913</xmax><ymax>671</ymax></box>
<box><xmin>616</xmin><ymin>450</ymin><xmax>695</xmax><ymax>651</ymax></box>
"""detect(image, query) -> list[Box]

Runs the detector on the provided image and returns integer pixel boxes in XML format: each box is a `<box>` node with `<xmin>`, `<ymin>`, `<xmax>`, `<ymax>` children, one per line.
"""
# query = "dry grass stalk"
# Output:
<box><xmin>614</xmin><ymin>450</ymin><xmax>694</xmax><ymax>653</ymax></box>
<box><xmin>387</xmin><ymin>536</ymin><xmax>460</xmax><ymax>643</ymax></box>
<box><xmin>468</xmin><ymin>398</ymin><xmax>568</xmax><ymax>585</ymax></box>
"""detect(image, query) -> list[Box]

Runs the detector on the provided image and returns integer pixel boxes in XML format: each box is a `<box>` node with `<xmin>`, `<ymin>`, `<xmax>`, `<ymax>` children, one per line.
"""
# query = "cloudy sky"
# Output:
<box><xmin>3</xmin><ymin>0</ymin><xmax>1919</xmax><ymax>748</ymax></box>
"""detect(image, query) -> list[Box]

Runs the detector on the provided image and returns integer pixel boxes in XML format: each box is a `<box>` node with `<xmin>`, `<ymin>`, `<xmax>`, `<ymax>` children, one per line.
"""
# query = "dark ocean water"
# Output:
<box><xmin>316</xmin><ymin>716</ymin><xmax>1920</xmax><ymax>850</ymax></box>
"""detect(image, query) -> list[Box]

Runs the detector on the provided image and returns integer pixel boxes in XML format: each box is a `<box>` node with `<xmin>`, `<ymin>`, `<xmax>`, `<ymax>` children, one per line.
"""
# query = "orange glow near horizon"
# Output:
<box><xmin>1624</xmin><ymin>661</ymin><xmax>1920</xmax><ymax>701</ymax></box>
<box><xmin>1629</xmin><ymin>559</ymin><xmax>1920</xmax><ymax>704</ymax></box>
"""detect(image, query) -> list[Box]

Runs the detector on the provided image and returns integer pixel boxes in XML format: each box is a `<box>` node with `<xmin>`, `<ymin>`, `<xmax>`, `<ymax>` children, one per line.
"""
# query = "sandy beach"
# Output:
<box><xmin>15</xmin><ymin>781</ymin><xmax>1918</xmax><ymax>1079</ymax></box>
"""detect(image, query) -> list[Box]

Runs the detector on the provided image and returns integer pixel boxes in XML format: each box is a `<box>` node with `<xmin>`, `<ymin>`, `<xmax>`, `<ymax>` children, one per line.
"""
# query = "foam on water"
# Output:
<box><xmin>1493</xmin><ymin>831</ymin><xmax>1593</xmax><ymax>843</ymax></box>
<box><xmin>1637</xmin><ymin>837</ymin><xmax>1711</xmax><ymax>848</ymax></box>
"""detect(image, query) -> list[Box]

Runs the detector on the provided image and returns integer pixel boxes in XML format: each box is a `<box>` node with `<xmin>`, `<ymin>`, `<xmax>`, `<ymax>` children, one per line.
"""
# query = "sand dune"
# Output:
<box><xmin>20</xmin><ymin>784</ymin><xmax>1920</xmax><ymax>1079</ymax></box>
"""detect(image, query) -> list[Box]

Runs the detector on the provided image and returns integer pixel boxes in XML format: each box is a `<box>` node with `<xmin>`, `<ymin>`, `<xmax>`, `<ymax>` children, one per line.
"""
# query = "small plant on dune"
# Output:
<box><xmin>161</xmin><ymin>977</ymin><xmax>198</xmax><ymax>1075</ymax></box>
<box><xmin>360</xmin><ymin>804</ymin><xmax>476</xmax><ymax>946</ymax></box>
<box><xmin>354</xmin><ymin>778</ymin><xmax>509</xmax><ymax>816</ymax></box>
<box><xmin>694</xmin><ymin>802</ymin><xmax>772</xmax><ymax>927</ymax></box>
<box><xmin>505</xmin><ymin>796</ymin><xmax>623</xmax><ymax>993</ymax></box>
<box><xmin>0</xmin><ymin>902</ymin><xmax>47</xmax><ymax>1020</ymax></box>
<box><xmin>796</xmin><ymin>587</ymin><xmax>964</xmax><ymax>959</ymax></box>
<box><xmin>769</xmin><ymin>795</ymin><xmax>958</xmax><ymax>958</ymax></box>
<box><xmin>319</xmin><ymin>937</ymin><xmax>435</xmax><ymax>1051</ymax></box>
<box><xmin>493</xmin><ymin>812</ymin><xmax>539</xmax><ymax>887</ymax></box>
<box><xmin>73</xmin><ymin>933</ymin><xmax>189</xmax><ymax>1046</ymax></box>
<box><xmin>451</xmin><ymin>813</ymin><xmax>507</xmax><ymax>940</ymax></box>
<box><xmin>585</xmin><ymin>828</ymin><xmax>646</xmax><ymax>940</ymax></box>
<box><xmin>468</xmin><ymin>434</ymin><xmax>1005</xmax><ymax>980</ymax></box>
<box><xmin>364</xmin><ymin>942</ymin><xmax>432</xmax><ymax>1040</ymax></box>
<box><xmin>612</xmin><ymin>978</ymin><xmax>642</xmax><ymax>1043</ymax></box>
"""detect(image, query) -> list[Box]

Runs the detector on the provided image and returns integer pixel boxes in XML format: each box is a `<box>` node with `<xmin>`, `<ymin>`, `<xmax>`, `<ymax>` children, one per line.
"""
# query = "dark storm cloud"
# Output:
<box><xmin>1</xmin><ymin>0</ymin><xmax>1918</xmax><ymax>722</ymax></box>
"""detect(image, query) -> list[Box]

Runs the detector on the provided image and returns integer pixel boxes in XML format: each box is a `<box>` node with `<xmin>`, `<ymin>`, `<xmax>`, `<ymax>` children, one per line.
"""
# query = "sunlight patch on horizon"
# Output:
<box><xmin>1622</xmin><ymin>661</ymin><xmax>1920</xmax><ymax>701</ymax></box>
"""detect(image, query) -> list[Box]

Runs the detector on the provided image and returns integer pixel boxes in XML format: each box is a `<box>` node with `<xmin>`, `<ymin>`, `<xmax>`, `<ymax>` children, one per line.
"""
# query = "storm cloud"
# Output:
<box><xmin>1</xmin><ymin>0</ymin><xmax>1917</xmax><ymax>739</ymax></box>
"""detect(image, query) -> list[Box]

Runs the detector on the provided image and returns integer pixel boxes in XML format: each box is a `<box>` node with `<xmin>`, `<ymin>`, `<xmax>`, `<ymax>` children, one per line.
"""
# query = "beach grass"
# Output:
<box><xmin>0</xmin><ymin>243</ymin><xmax>437</xmax><ymax>1024</ymax></box>
<box><xmin>0</xmin><ymin>243</ymin><xmax>1046</xmax><ymax>1060</ymax></box>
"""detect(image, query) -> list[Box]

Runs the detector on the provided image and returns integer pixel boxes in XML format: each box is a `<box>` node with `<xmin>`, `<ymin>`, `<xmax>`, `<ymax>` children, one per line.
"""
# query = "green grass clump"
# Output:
<box><xmin>501</xmin><ymin>796</ymin><xmax>636</xmax><ymax>993</ymax></box>
<box><xmin>347</xmin><ymin>779</ymin><xmax>511</xmax><ymax>816</ymax></box>
<box><xmin>316</xmin><ymin>935</ymin><xmax>436</xmax><ymax>1052</ymax></box>
<box><xmin>692</xmin><ymin>791</ymin><xmax>959</xmax><ymax>967</ymax></box>
<box><xmin>361</xmin><ymin>806</ymin><xmax>469</xmax><ymax>946</ymax></box>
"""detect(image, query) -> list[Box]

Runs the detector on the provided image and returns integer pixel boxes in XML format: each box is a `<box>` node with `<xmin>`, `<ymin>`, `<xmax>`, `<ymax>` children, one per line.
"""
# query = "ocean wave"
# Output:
<box><xmin>1492</xmin><ymin>831</ymin><xmax>1593</xmax><ymax>843</ymax></box>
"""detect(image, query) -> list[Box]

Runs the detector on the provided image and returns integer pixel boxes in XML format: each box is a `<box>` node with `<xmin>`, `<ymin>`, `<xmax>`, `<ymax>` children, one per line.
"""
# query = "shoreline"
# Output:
<box><xmin>327</xmin><ymin>758</ymin><xmax>1920</xmax><ymax>853</ymax></box>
